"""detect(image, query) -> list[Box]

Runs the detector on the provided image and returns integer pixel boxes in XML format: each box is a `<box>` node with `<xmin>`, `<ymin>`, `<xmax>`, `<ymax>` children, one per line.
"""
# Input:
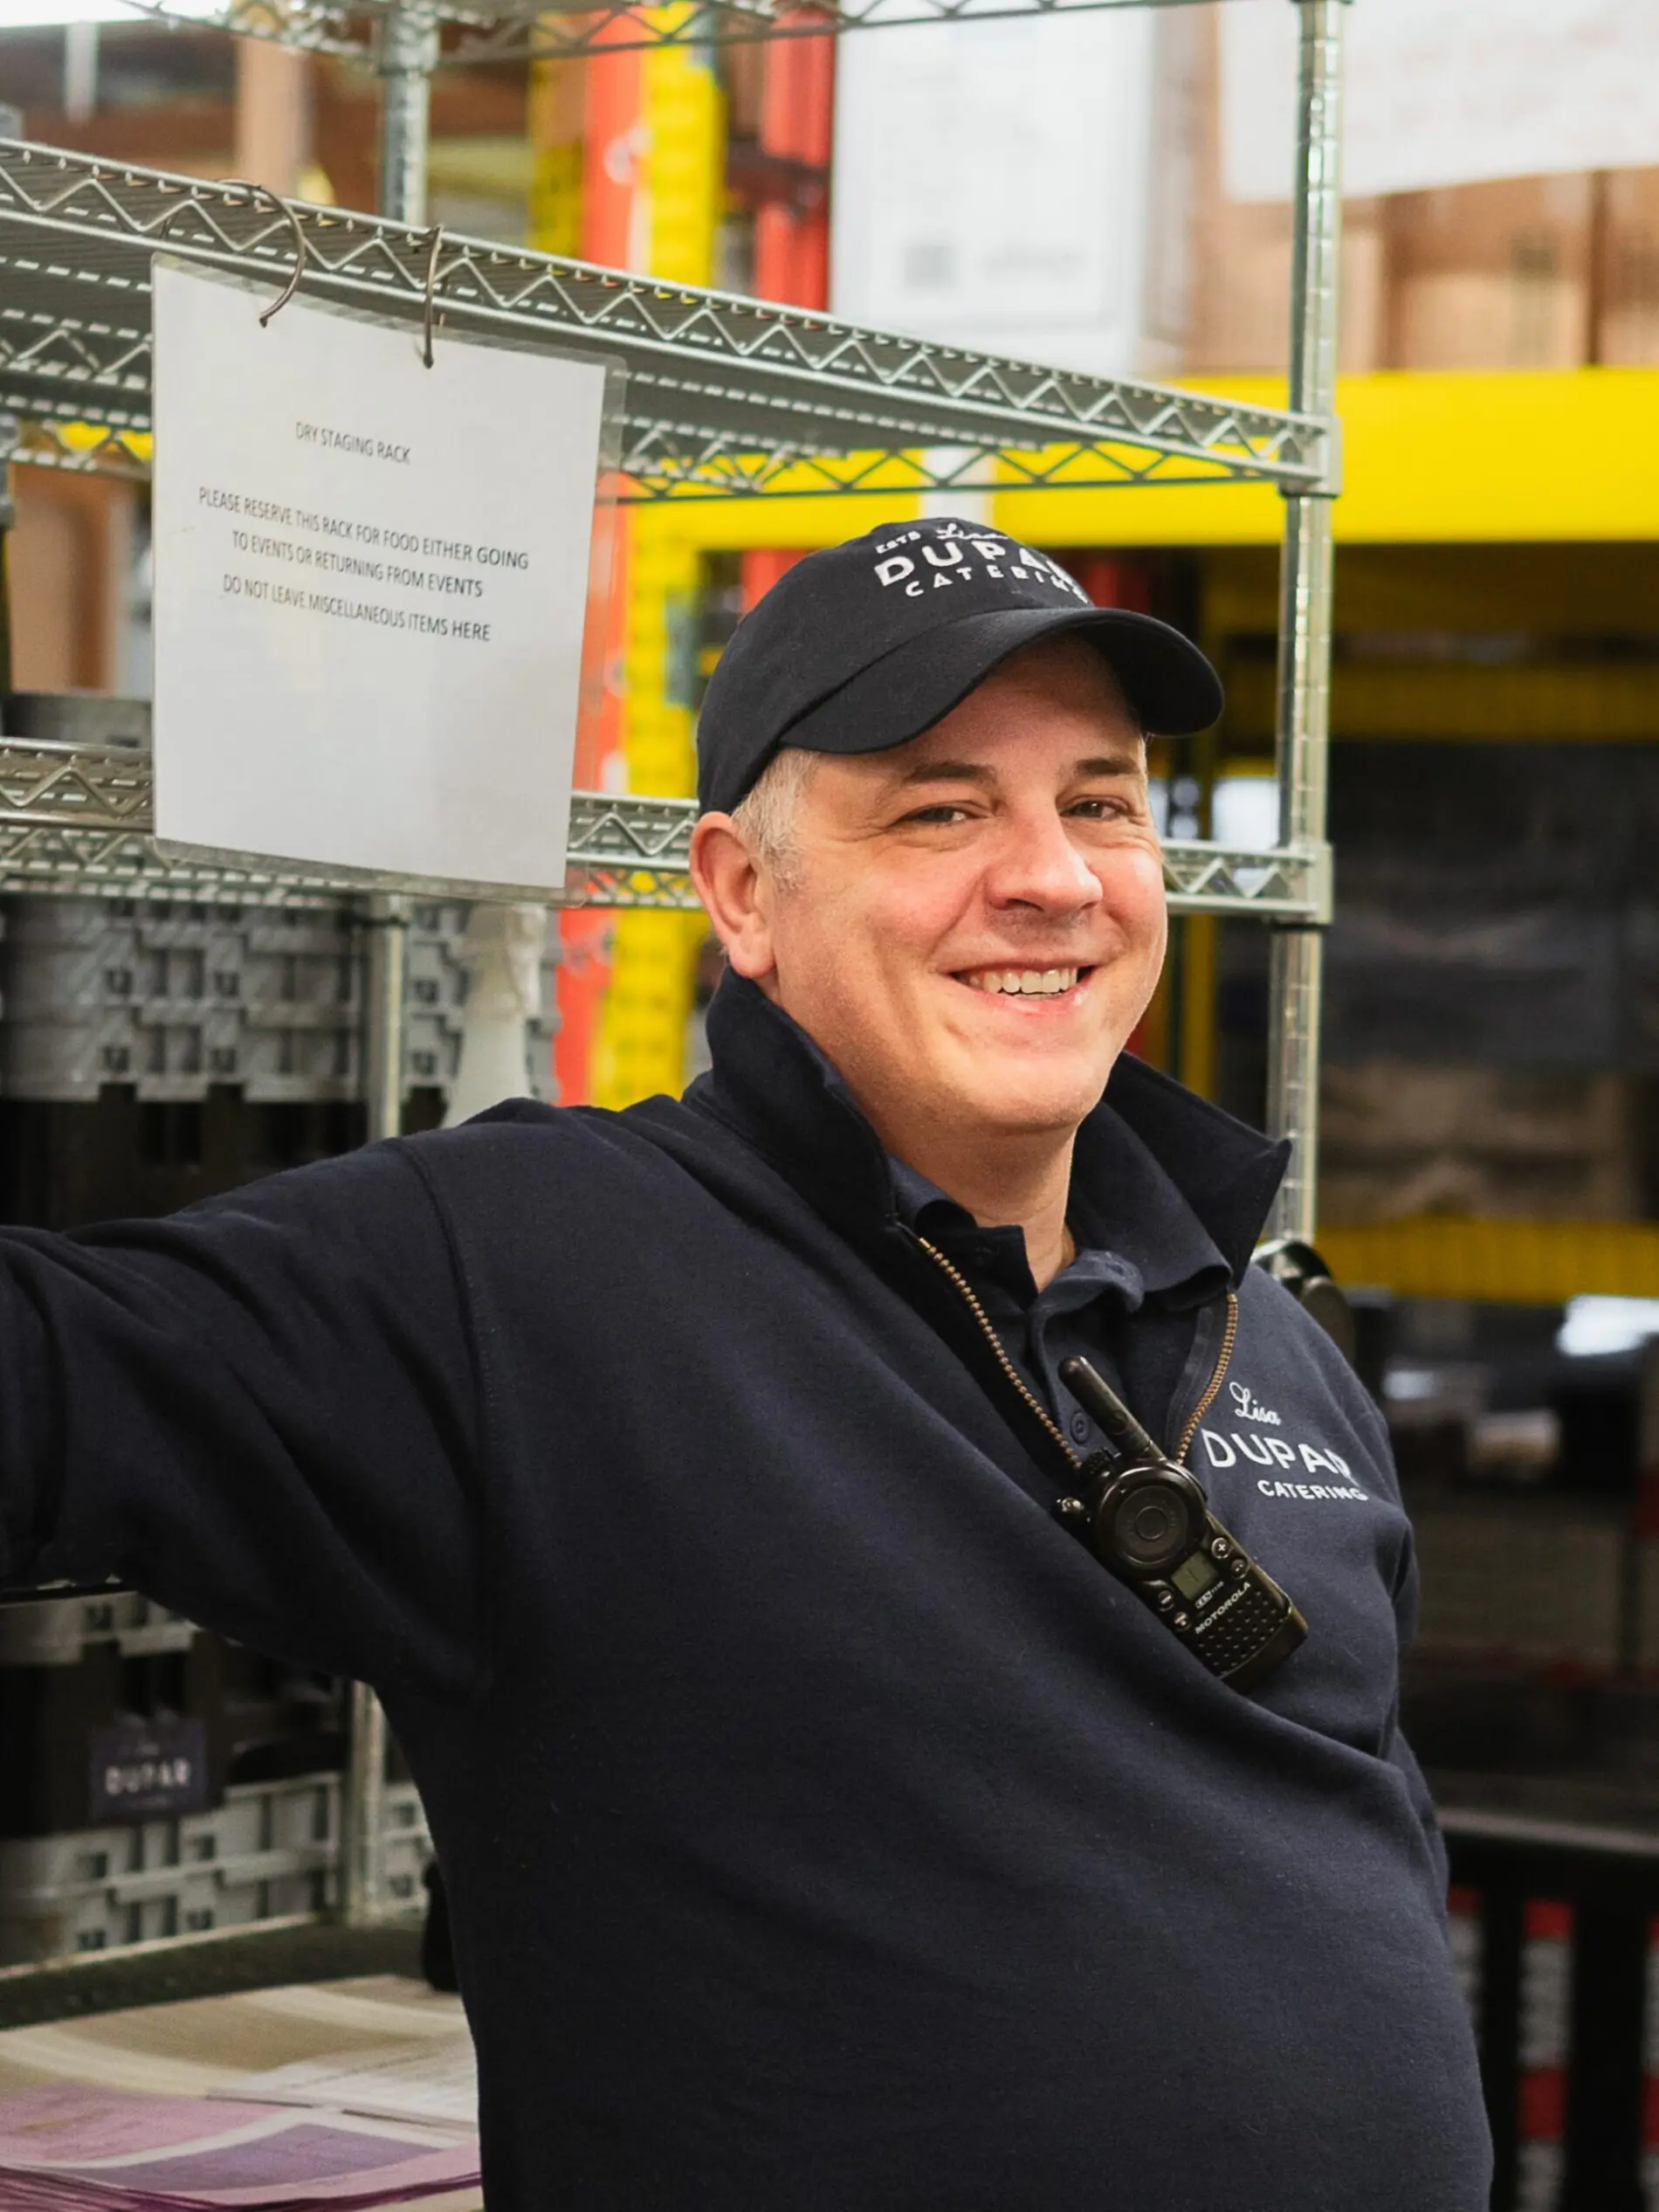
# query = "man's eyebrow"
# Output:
<box><xmin>1072</xmin><ymin>751</ymin><xmax>1148</xmax><ymax>778</ymax></box>
<box><xmin>881</xmin><ymin>749</ymin><xmax>1146</xmax><ymax>791</ymax></box>
<box><xmin>882</xmin><ymin>759</ymin><xmax>997</xmax><ymax>790</ymax></box>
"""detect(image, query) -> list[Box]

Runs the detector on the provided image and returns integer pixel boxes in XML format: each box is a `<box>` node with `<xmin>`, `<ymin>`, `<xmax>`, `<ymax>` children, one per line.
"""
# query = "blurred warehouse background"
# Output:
<box><xmin>6</xmin><ymin>2</ymin><xmax>1659</xmax><ymax>2199</ymax></box>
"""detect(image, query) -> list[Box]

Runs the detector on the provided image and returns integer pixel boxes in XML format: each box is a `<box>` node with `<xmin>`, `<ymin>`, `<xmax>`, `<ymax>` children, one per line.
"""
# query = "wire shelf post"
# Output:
<box><xmin>341</xmin><ymin>0</ymin><xmax>441</xmax><ymax>1931</ymax></box>
<box><xmin>375</xmin><ymin>0</ymin><xmax>439</xmax><ymax>226</ymax></box>
<box><xmin>1265</xmin><ymin>0</ymin><xmax>1345</xmax><ymax>1245</ymax></box>
<box><xmin>341</xmin><ymin>886</ymin><xmax>405</xmax><ymax>1928</ymax></box>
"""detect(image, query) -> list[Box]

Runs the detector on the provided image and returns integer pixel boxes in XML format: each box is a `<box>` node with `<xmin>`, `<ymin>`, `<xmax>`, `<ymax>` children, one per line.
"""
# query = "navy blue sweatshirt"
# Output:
<box><xmin>0</xmin><ymin>975</ymin><xmax>1490</xmax><ymax>2210</ymax></box>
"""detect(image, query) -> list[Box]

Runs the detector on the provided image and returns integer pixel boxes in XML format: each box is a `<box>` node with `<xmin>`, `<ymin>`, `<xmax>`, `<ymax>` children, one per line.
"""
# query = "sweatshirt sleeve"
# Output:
<box><xmin>0</xmin><ymin>1140</ymin><xmax>483</xmax><ymax>1699</ymax></box>
<box><xmin>1383</xmin><ymin>1479</ymin><xmax>1450</xmax><ymax>1910</ymax></box>
<box><xmin>1338</xmin><ymin>1361</ymin><xmax>1450</xmax><ymax>1906</ymax></box>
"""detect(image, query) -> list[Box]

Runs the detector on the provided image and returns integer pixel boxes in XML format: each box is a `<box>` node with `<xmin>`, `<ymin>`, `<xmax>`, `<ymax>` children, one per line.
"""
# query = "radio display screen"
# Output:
<box><xmin>1171</xmin><ymin>1551</ymin><xmax>1222</xmax><ymax>1602</ymax></box>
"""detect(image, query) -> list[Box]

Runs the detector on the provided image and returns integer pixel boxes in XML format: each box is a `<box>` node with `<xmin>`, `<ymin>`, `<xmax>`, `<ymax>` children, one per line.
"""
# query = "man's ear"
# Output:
<box><xmin>690</xmin><ymin>814</ymin><xmax>778</xmax><ymax>982</ymax></box>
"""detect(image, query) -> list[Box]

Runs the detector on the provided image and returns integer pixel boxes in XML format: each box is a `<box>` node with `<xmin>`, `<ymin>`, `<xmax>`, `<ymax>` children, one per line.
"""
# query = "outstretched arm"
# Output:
<box><xmin>0</xmin><ymin>1139</ymin><xmax>483</xmax><ymax>1699</ymax></box>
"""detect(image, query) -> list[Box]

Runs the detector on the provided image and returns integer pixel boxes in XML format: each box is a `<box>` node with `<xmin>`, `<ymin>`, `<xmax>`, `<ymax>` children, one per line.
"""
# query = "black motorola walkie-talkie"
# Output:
<box><xmin>1055</xmin><ymin>1357</ymin><xmax>1307</xmax><ymax>1692</ymax></box>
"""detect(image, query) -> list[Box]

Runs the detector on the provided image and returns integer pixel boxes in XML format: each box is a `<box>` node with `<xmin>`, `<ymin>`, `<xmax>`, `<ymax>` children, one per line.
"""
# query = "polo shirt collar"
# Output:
<box><xmin>888</xmin><ymin>1115</ymin><xmax>1229</xmax><ymax>1312</ymax></box>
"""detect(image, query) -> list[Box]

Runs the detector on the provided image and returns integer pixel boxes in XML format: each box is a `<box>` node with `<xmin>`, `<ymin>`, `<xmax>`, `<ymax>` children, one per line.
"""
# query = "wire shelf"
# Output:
<box><xmin>0</xmin><ymin>741</ymin><xmax>1330</xmax><ymax>920</ymax></box>
<box><xmin>122</xmin><ymin>0</ymin><xmax>1222</xmax><ymax>65</ymax></box>
<box><xmin>0</xmin><ymin>141</ymin><xmax>1330</xmax><ymax>503</ymax></box>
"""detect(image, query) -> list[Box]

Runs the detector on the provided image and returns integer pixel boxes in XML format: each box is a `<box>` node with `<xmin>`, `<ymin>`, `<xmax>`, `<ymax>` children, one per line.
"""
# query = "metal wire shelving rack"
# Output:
<box><xmin>1</xmin><ymin>149</ymin><xmax>1325</xmax><ymax>503</ymax></box>
<box><xmin>0</xmin><ymin>733</ymin><xmax>1330</xmax><ymax>917</ymax></box>
<box><xmin>0</xmin><ymin>0</ymin><xmax>1346</xmax><ymax>1940</ymax></box>
<box><xmin>124</xmin><ymin>0</ymin><xmax>1256</xmax><ymax>65</ymax></box>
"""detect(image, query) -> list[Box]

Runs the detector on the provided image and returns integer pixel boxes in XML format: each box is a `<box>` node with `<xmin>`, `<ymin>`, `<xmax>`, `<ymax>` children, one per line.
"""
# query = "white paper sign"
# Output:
<box><xmin>830</xmin><ymin>10</ymin><xmax>1158</xmax><ymax>378</ymax></box>
<box><xmin>152</xmin><ymin>259</ymin><xmax>610</xmax><ymax>893</ymax></box>
<box><xmin>1222</xmin><ymin>0</ymin><xmax>1659</xmax><ymax>203</ymax></box>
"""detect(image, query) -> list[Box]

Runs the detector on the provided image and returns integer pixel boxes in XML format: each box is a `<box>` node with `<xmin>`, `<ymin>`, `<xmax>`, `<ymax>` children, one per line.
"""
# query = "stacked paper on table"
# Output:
<box><xmin>220</xmin><ymin>2036</ymin><xmax>478</xmax><ymax>2132</ymax></box>
<box><xmin>0</xmin><ymin>2082</ymin><xmax>480</xmax><ymax>2209</ymax></box>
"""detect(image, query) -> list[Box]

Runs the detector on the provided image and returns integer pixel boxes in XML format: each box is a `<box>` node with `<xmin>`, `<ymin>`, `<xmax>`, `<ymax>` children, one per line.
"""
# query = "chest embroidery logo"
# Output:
<box><xmin>1228</xmin><ymin>1381</ymin><xmax>1280</xmax><ymax>1425</ymax></box>
<box><xmin>1199</xmin><ymin>1423</ymin><xmax>1369</xmax><ymax>1502</ymax></box>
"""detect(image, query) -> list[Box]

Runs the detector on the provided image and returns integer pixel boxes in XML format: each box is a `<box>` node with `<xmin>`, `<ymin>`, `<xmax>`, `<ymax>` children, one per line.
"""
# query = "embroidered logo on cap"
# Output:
<box><xmin>869</xmin><ymin>523</ymin><xmax>1091</xmax><ymax>603</ymax></box>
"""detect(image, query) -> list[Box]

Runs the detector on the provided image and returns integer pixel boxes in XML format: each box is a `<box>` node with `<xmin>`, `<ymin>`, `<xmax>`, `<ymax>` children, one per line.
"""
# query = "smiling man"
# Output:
<box><xmin>0</xmin><ymin>520</ymin><xmax>1489</xmax><ymax>2209</ymax></box>
<box><xmin>695</xmin><ymin>615</ymin><xmax>1167</xmax><ymax>1295</ymax></box>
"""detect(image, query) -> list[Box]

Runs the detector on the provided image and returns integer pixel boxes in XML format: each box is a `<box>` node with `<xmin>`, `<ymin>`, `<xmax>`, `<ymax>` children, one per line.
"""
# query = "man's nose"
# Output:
<box><xmin>982</xmin><ymin>810</ymin><xmax>1104</xmax><ymax>915</ymax></box>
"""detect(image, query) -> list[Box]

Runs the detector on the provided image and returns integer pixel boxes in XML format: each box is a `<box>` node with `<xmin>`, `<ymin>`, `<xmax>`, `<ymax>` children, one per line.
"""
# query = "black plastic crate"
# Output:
<box><xmin>0</xmin><ymin>1631</ymin><xmax>344</xmax><ymax>1839</ymax></box>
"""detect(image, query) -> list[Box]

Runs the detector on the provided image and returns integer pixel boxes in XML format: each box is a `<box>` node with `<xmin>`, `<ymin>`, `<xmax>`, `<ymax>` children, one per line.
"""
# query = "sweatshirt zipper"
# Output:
<box><xmin>914</xmin><ymin>1234</ymin><xmax>1239</xmax><ymax>1473</ymax></box>
<box><xmin>915</xmin><ymin>1237</ymin><xmax>1079</xmax><ymax>1467</ymax></box>
<box><xmin>1174</xmin><ymin>1292</ymin><xmax>1240</xmax><ymax>1464</ymax></box>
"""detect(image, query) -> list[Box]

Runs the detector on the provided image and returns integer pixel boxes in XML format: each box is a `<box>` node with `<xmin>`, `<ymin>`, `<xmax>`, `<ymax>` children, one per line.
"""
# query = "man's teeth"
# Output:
<box><xmin>964</xmin><ymin>968</ymin><xmax>1081</xmax><ymax>996</ymax></box>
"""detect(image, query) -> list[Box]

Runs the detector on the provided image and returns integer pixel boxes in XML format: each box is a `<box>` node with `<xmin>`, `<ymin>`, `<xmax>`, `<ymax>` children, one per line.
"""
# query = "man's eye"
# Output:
<box><xmin>901</xmin><ymin>803</ymin><xmax>972</xmax><ymax>826</ymax></box>
<box><xmin>1068</xmin><ymin>796</ymin><xmax>1132</xmax><ymax>820</ymax></box>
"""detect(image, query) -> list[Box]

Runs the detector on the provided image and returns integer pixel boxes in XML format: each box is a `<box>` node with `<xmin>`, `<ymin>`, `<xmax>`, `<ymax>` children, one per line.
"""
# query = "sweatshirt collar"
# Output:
<box><xmin>687</xmin><ymin>971</ymin><xmax>1288</xmax><ymax>1288</ymax></box>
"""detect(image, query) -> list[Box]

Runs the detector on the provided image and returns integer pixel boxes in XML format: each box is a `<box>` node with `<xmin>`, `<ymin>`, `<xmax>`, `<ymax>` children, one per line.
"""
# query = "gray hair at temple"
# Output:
<box><xmin>726</xmin><ymin>747</ymin><xmax>818</xmax><ymax>888</ymax></box>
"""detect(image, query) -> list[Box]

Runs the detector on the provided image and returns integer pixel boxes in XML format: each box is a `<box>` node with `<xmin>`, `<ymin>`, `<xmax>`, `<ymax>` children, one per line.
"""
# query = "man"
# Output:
<box><xmin>0</xmin><ymin>520</ymin><xmax>1489</xmax><ymax>2209</ymax></box>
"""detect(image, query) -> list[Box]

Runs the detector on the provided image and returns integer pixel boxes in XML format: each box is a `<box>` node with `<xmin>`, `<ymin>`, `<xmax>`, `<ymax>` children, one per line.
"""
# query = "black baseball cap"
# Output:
<box><xmin>696</xmin><ymin>517</ymin><xmax>1222</xmax><ymax>817</ymax></box>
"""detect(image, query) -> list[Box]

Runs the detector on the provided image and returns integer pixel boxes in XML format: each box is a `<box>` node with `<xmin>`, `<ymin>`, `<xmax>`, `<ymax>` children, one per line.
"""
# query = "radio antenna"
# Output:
<box><xmin>1058</xmin><ymin>1357</ymin><xmax>1167</xmax><ymax>1465</ymax></box>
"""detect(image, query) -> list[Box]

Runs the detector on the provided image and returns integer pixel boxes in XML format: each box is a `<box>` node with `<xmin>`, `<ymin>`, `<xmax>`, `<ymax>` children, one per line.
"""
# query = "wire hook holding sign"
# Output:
<box><xmin>215</xmin><ymin>179</ymin><xmax>312</xmax><ymax>327</ymax></box>
<box><xmin>418</xmin><ymin>224</ymin><xmax>444</xmax><ymax>369</ymax></box>
<box><xmin>213</xmin><ymin>182</ymin><xmax>440</xmax><ymax>363</ymax></box>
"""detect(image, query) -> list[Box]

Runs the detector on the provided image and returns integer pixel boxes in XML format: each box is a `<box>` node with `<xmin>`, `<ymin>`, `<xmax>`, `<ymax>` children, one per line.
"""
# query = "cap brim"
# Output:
<box><xmin>781</xmin><ymin>603</ymin><xmax>1222</xmax><ymax>758</ymax></box>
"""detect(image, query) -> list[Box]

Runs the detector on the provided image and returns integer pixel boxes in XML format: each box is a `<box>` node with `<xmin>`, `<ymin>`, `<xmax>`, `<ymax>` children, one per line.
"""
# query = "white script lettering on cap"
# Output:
<box><xmin>871</xmin><ymin>529</ymin><xmax>1089</xmax><ymax>605</ymax></box>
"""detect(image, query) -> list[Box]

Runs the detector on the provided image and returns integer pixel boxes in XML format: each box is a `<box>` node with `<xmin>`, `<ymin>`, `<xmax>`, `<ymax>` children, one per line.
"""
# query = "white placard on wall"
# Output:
<box><xmin>830</xmin><ymin>10</ymin><xmax>1160</xmax><ymax>379</ymax></box>
<box><xmin>1223</xmin><ymin>0</ymin><xmax>1659</xmax><ymax>203</ymax></box>
<box><xmin>152</xmin><ymin>259</ymin><xmax>612</xmax><ymax>896</ymax></box>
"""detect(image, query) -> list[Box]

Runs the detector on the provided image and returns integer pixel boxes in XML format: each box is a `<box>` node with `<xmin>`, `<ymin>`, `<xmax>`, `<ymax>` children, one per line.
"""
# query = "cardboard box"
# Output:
<box><xmin>1599</xmin><ymin>167</ymin><xmax>1659</xmax><ymax>365</ymax></box>
<box><xmin>1174</xmin><ymin>8</ymin><xmax>1659</xmax><ymax>376</ymax></box>
<box><xmin>1383</xmin><ymin>174</ymin><xmax>1594</xmax><ymax>370</ymax></box>
<box><xmin>1319</xmin><ymin>1065</ymin><xmax>1642</xmax><ymax>1226</ymax></box>
<box><xmin>1180</xmin><ymin>11</ymin><xmax>1385</xmax><ymax>374</ymax></box>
